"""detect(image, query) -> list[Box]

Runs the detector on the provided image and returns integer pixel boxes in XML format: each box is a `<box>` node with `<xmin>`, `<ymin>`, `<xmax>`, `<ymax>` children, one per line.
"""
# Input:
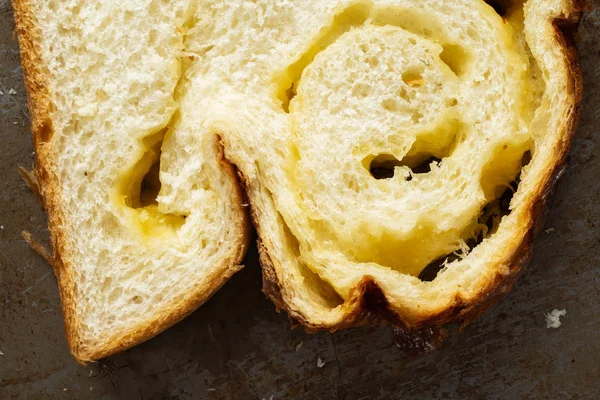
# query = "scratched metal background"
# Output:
<box><xmin>1</xmin><ymin>1</ymin><xmax>599</xmax><ymax>398</ymax></box>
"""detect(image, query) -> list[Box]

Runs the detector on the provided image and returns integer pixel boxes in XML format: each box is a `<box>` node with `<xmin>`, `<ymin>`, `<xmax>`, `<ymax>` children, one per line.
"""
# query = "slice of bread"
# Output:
<box><xmin>13</xmin><ymin>1</ymin><xmax>250</xmax><ymax>362</ymax></box>
<box><xmin>14</xmin><ymin>0</ymin><xmax>584</xmax><ymax>360</ymax></box>
<box><xmin>204</xmin><ymin>0</ymin><xmax>584</xmax><ymax>330</ymax></box>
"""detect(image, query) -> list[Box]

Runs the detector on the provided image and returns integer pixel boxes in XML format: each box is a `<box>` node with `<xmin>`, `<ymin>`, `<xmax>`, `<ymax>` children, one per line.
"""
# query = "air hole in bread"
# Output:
<box><xmin>402</xmin><ymin>69</ymin><xmax>425</xmax><ymax>87</ymax></box>
<box><xmin>369</xmin><ymin>154</ymin><xmax>402</xmax><ymax>180</ymax></box>
<box><xmin>484</xmin><ymin>0</ymin><xmax>511</xmax><ymax>17</ymax></box>
<box><xmin>37</xmin><ymin>120</ymin><xmax>54</xmax><ymax>143</ymax></box>
<box><xmin>480</xmin><ymin>144</ymin><xmax>531</xmax><ymax>200</ymax></box>
<box><xmin>117</xmin><ymin>128</ymin><xmax>187</xmax><ymax>235</ymax></box>
<box><xmin>553</xmin><ymin>17</ymin><xmax>580</xmax><ymax>49</ymax></box>
<box><xmin>521</xmin><ymin>149</ymin><xmax>532</xmax><ymax>168</ymax></box>
<box><xmin>480</xmin><ymin>150</ymin><xmax>531</xmax><ymax>234</ymax></box>
<box><xmin>368</xmin><ymin>154</ymin><xmax>443</xmax><ymax>180</ymax></box>
<box><xmin>419</xmin><ymin>252</ymin><xmax>460</xmax><ymax>282</ymax></box>
<box><xmin>408</xmin><ymin>156</ymin><xmax>442</xmax><ymax>176</ymax></box>
<box><xmin>139</xmin><ymin>152</ymin><xmax>161</xmax><ymax>207</ymax></box>
<box><xmin>419</xmin><ymin>150</ymin><xmax>532</xmax><ymax>281</ymax></box>
<box><xmin>281</xmin><ymin>85</ymin><xmax>297</xmax><ymax>113</ymax></box>
<box><xmin>367</xmin><ymin>122</ymin><xmax>460</xmax><ymax>180</ymax></box>
<box><xmin>123</xmin><ymin>129</ymin><xmax>166</xmax><ymax>209</ymax></box>
<box><xmin>418</xmin><ymin>189</ymin><xmax>515</xmax><ymax>282</ymax></box>
<box><xmin>445</xmin><ymin>98</ymin><xmax>458</xmax><ymax>107</ymax></box>
<box><xmin>439</xmin><ymin>44</ymin><xmax>470</xmax><ymax>77</ymax></box>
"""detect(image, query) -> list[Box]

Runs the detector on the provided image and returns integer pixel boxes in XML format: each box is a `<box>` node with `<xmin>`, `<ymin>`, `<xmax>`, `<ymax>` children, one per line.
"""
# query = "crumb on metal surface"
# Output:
<box><xmin>545</xmin><ymin>309</ymin><xmax>567</xmax><ymax>329</ymax></box>
<box><xmin>317</xmin><ymin>357</ymin><xmax>325</xmax><ymax>368</ymax></box>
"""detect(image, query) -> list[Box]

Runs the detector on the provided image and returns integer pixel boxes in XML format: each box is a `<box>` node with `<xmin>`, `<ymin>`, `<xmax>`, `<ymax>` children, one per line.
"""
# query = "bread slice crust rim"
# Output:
<box><xmin>12</xmin><ymin>0</ymin><xmax>251</xmax><ymax>364</ymax></box>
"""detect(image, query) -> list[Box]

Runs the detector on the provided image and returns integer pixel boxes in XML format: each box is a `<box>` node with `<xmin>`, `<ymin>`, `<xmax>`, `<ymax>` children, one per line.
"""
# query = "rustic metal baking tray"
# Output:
<box><xmin>1</xmin><ymin>2</ymin><xmax>598</xmax><ymax>399</ymax></box>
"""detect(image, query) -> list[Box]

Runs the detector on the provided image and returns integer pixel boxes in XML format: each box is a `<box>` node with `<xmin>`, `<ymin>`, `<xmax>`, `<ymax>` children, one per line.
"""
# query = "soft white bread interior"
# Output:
<box><xmin>187</xmin><ymin>0</ymin><xmax>582</xmax><ymax>328</ymax></box>
<box><xmin>13</xmin><ymin>0</ymin><xmax>249</xmax><ymax>362</ymax></box>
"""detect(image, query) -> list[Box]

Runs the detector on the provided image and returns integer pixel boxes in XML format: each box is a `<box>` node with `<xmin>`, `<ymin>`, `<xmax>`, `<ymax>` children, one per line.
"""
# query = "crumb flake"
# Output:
<box><xmin>295</xmin><ymin>341</ymin><xmax>303</xmax><ymax>351</ymax></box>
<box><xmin>317</xmin><ymin>357</ymin><xmax>325</xmax><ymax>368</ymax></box>
<box><xmin>545</xmin><ymin>309</ymin><xmax>566</xmax><ymax>329</ymax></box>
<box><xmin>8</xmin><ymin>88</ymin><xmax>17</xmax><ymax>95</ymax></box>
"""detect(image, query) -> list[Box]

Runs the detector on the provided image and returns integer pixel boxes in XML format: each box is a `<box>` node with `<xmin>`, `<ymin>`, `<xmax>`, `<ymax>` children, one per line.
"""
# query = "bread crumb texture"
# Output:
<box><xmin>22</xmin><ymin>0</ymin><xmax>582</xmax><ymax>355</ymax></box>
<box><xmin>545</xmin><ymin>309</ymin><xmax>567</xmax><ymax>329</ymax></box>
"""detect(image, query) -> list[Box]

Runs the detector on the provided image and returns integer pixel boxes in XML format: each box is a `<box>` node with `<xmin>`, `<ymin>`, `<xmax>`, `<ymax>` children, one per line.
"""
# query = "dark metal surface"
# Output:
<box><xmin>1</xmin><ymin>2</ymin><xmax>599</xmax><ymax>399</ymax></box>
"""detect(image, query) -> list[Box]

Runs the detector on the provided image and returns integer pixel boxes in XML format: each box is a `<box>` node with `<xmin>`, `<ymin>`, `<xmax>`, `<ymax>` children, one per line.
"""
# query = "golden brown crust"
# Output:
<box><xmin>12</xmin><ymin>0</ymin><xmax>81</xmax><ymax>359</ymax></box>
<box><xmin>12</xmin><ymin>0</ymin><xmax>250</xmax><ymax>363</ymax></box>
<box><xmin>250</xmin><ymin>0</ymin><xmax>586</xmax><ymax>340</ymax></box>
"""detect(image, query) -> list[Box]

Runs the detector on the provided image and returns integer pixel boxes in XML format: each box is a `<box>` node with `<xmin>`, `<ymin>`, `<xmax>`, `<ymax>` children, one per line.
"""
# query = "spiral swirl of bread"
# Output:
<box><xmin>211</xmin><ymin>0</ymin><xmax>584</xmax><ymax>329</ymax></box>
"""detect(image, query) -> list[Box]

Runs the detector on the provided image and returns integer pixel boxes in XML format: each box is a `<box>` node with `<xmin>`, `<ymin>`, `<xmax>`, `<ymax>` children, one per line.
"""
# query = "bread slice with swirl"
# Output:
<box><xmin>210</xmin><ymin>0</ymin><xmax>584</xmax><ymax>331</ymax></box>
<box><xmin>13</xmin><ymin>0</ymin><xmax>584</xmax><ymax>362</ymax></box>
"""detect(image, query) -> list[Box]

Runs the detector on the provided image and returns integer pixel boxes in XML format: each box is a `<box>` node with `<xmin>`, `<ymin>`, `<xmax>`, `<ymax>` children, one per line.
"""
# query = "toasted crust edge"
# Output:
<box><xmin>252</xmin><ymin>0</ymin><xmax>586</xmax><ymax>335</ymax></box>
<box><xmin>12</xmin><ymin>0</ymin><xmax>251</xmax><ymax>364</ymax></box>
